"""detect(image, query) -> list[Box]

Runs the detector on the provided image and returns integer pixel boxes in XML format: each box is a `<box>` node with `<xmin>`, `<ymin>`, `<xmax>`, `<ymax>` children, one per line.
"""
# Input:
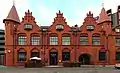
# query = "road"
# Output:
<box><xmin>0</xmin><ymin>67</ymin><xmax>120</xmax><ymax>73</ymax></box>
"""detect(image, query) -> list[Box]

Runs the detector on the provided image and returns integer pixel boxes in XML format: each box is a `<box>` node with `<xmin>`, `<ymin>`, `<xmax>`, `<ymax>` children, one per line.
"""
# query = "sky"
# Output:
<box><xmin>0</xmin><ymin>0</ymin><xmax>120</xmax><ymax>29</ymax></box>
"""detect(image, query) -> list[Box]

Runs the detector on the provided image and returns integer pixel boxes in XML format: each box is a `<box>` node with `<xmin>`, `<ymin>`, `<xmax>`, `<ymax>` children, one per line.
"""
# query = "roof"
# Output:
<box><xmin>3</xmin><ymin>5</ymin><xmax>20</xmax><ymax>23</ymax></box>
<box><xmin>97</xmin><ymin>7</ymin><xmax>111</xmax><ymax>23</ymax></box>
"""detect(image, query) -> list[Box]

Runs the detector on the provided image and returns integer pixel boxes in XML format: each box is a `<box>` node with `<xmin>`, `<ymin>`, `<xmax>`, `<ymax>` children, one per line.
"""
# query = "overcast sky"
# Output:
<box><xmin>0</xmin><ymin>0</ymin><xmax>120</xmax><ymax>29</ymax></box>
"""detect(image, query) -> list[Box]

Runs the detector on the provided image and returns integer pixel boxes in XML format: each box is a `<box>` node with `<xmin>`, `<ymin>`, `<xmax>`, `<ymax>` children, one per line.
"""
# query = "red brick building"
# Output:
<box><xmin>3</xmin><ymin>5</ymin><xmax>120</xmax><ymax>66</ymax></box>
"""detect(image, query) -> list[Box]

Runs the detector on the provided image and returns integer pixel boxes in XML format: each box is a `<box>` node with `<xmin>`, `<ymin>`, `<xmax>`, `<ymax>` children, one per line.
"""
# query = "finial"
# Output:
<box><xmin>13</xmin><ymin>0</ymin><xmax>15</xmax><ymax>6</ymax></box>
<box><xmin>59</xmin><ymin>10</ymin><xmax>61</xmax><ymax>14</ymax></box>
<box><xmin>102</xmin><ymin>3</ymin><xmax>104</xmax><ymax>8</ymax></box>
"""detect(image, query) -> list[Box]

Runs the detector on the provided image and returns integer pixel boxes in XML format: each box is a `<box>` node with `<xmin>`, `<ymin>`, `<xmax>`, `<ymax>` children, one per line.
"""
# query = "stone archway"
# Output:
<box><xmin>79</xmin><ymin>54</ymin><xmax>91</xmax><ymax>65</ymax></box>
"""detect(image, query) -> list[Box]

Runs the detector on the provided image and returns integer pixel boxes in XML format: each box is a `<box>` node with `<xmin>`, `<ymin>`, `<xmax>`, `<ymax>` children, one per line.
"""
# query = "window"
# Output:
<box><xmin>31</xmin><ymin>36</ymin><xmax>40</xmax><ymax>45</ymax></box>
<box><xmin>116</xmin><ymin>38</ymin><xmax>120</xmax><ymax>46</ymax></box>
<box><xmin>80</xmin><ymin>36</ymin><xmax>88</xmax><ymax>45</ymax></box>
<box><xmin>86</xmin><ymin>25</ymin><xmax>94</xmax><ymax>30</ymax></box>
<box><xmin>115</xmin><ymin>28</ymin><xmax>120</xmax><ymax>32</ymax></box>
<box><xmin>18</xmin><ymin>35</ymin><xmax>27</xmax><ymax>45</ymax></box>
<box><xmin>24</xmin><ymin>24</ymin><xmax>32</xmax><ymax>30</ymax></box>
<box><xmin>56</xmin><ymin>24</ymin><xmax>64</xmax><ymax>30</ymax></box>
<box><xmin>62</xmin><ymin>52</ymin><xmax>70</xmax><ymax>61</ymax></box>
<box><xmin>99</xmin><ymin>52</ymin><xmax>106</xmax><ymax>61</ymax></box>
<box><xmin>18</xmin><ymin>52</ymin><xmax>26</xmax><ymax>62</ymax></box>
<box><xmin>50</xmin><ymin>36</ymin><xmax>58</xmax><ymax>45</ymax></box>
<box><xmin>31</xmin><ymin>52</ymin><xmax>40</xmax><ymax>57</ymax></box>
<box><xmin>116</xmin><ymin>52</ymin><xmax>120</xmax><ymax>60</ymax></box>
<box><xmin>62</xmin><ymin>36</ymin><xmax>70</xmax><ymax>45</ymax></box>
<box><xmin>92</xmin><ymin>36</ymin><xmax>100</xmax><ymax>45</ymax></box>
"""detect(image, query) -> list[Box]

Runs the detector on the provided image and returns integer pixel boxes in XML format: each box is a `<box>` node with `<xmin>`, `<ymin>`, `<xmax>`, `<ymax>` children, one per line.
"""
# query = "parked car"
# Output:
<box><xmin>114</xmin><ymin>63</ymin><xmax>120</xmax><ymax>69</ymax></box>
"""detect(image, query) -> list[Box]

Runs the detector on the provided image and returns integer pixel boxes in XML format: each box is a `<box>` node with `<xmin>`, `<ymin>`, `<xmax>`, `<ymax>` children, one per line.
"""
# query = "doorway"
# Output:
<box><xmin>49</xmin><ymin>52</ymin><xmax>58</xmax><ymax>65</ymax></box>
<box><xmin>79</xmin><ymin>54</ymin><xmax>91</xmax><ymax>65</ymax></box>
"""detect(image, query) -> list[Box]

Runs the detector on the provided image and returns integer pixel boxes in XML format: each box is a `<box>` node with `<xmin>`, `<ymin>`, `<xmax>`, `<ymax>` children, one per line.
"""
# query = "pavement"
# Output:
<box><xmin>0</xmin><ymin>65</ymin><xmax>120</xmax><ymax>73</ymax></box>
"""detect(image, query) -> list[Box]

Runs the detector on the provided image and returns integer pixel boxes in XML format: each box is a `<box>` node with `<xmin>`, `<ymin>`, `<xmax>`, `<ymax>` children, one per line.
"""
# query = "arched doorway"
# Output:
<box><xmin>49</xmin><ymin>49</ymin><xmax>58</xmax><ymax>65</ymax></box>
<box><xmin>79</xmin><ymin>54</ymin><xmax>91</xmax><ymax>65</ymax></box>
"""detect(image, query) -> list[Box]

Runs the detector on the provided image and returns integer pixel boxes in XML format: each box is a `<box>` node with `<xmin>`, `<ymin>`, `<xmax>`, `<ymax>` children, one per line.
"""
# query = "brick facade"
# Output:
<box><xmin>3</xmin><ymin>5</ymin><xmax>120</xmax><ymax>66</ymax></box>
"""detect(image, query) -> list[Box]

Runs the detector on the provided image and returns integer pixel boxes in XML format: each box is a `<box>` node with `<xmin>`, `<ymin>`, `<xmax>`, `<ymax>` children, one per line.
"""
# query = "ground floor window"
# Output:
<box><xmin>18</xmin><ymin>52</ymin><xmax>26</xmax><ymax>62</ymax></box>
<box><xmin>62</xmin><ymin>52</ymin><xmax>70</xmax><ymax>61</ymax></box>
<box><xmin>99</xmin><ymin>52</ymin><xmax>106</xmax><ymax>61</ymax></box>
<box><xmin>31</xmin><ymin>52</ymin><xmax>40</xmax><ymax>57</ymax></box>
<box><xmin>116</xmin><ymin>52</ymin><xmax>120</xmax><ymax>60</ymax></box>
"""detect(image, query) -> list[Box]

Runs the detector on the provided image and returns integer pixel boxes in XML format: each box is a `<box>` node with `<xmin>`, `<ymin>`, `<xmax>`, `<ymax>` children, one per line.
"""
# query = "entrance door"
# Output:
<box><xmin>50</xmin><ymin>52</ymin><xmax>58</xmax><ymax>65</ymax></box>
<box><xmin>79</xmin><ymin>54</ymin><xmax>91</xmax><ymax>65</ymax></box>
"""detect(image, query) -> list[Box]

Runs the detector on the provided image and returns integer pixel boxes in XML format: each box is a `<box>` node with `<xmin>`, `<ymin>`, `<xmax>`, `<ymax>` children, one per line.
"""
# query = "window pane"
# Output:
<box><xmin>62</xmin><ymin>52</ymin><xmax>70</xmax><ymax>61</ymax></box>
<box><xmin>18</xmin><ymin>36</ymin><xmax>27</xmax><ymax>45</ymax></box>
<box><xmin>116</xmin><ymin>52</ymin><xmax>120</xmax><ymax>60</ymax></box>
<box><xmin>92</xmin><ymin>36</ymin><xmax>100</xmax><ymax>45</ymax></box>
<box><xmin>99</xmin><ymin>52</ymin><xmax>106</xmax><ymax>61</ymax></box>
<box><xmin>31</xmin><ymin>52</ymin><xmax>40</xmax><ymax>57</ymax></box>
<box><xmin>50</xmin><ymin>36</ymin><xmax>58</xmax><ymax>45</ymax></box>
<box><xmin>18</xmin><ymin>52</ymin><xmax>26</xmax><ymax>62</ymax></box>
<box><xmin>116</xmin><ymin>38</ymin><xmax>120</xmax><ymax>46</ymax></box>
<box><xmin>31</xmin><ymin>36</ymin><xmax>40</xmax><ymax>45</ymax></box>
<box><xmin>80</xmin><ymin>36</ymin><xmax>88</xmax><ymax>45</ymax></box>
<box><xmin>62</xmin><ymin>36</ymin><xmax>70</xmax><ymax>45</ymax></box>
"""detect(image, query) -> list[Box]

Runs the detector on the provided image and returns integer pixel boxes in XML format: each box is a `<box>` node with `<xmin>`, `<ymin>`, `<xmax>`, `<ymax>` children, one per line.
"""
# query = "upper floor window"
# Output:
<box><xmin>80</xmin><ymin>36</ymin><xmax>88</xmax><ymax>45</ymax></box>
<box><xmin>116</xmin><ymin>38</ymin><xmax>120</xmax><ymax>46</ymax></box>
<box><xmin>86</xmin><ymin>25</ymin><xmax>95</xmax><ymax>31</ymax></box>
<box><xmin>62</xmin><ymin>36</ymin><xmax>70</xmax><ymax>45</ymax></box>
<box><xmin>92</xmin><ymin>36</ymin><xmax>100</xmax><ymax>45</ymax></box>
<box><xmin>24</xmin><ymin>24</ymin><xmax>33</xmax><ymax>30</ymax></box>
<box><xmin>50</xmin><ymin>36</ymin><xmax>58</xmax><ymax>45</ymax></box>
<box><xmin>31</xmin><ymin>36</ymin><xmax>40</xmax><ymax>45</ymax></box>
<box><xmin>56</xmin><ymin>24</ymin><xmax>64</xmax><ymax>30</ymax></box>
<box><xmin>18</xmin><ymin>35</ymin><xmax>27</xmax><ymax>45</ymax></box>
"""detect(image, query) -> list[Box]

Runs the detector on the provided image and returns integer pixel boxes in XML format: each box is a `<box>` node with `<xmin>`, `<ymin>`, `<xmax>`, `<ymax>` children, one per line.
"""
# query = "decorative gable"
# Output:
<box><xmin>49</xmin><ymin>10</ymin><xmax>70</xmax><ymax>32</ymax></box>
<box><xmin>81</xmin><ymin>11</ymin><xmax>97</xmax><ymax>31</ymax></box>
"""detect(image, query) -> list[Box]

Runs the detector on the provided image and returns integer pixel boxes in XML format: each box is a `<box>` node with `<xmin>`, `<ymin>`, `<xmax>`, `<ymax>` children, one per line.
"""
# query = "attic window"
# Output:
<box><xmin>86</xmin><ymin>25</ymin><xmax>94</xmax><ymax>30</ymax></box>
<box><xmin>56</xmin><ymin>24</ymin><xmax>64</xmax><ymax>30</ymax></box>
<box><xmin>24</xmin><ymin>24</ymin><xmax>33</xmax><ymax>30</ymax></box>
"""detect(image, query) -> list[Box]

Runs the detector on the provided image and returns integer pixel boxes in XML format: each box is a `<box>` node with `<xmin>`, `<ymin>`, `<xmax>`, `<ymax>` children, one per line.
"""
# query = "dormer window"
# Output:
<box><xmin>24</xmin><ymin>24</ymin><xmax>33</xmax><ymax>30</ymax></box>
<box><xmin>115</xmin><ymin>28</ymin><xmax>120</xmax><ymax>32</ymax></box>
<box><xmin>56</xmin><ymin>24</ymin><xmax>64</xmax><ymax>30</ymax></box>
<box><xmin>86</xmin><ymin>25</ymin><xmax>94</xmax><ymax>30</ymax></box>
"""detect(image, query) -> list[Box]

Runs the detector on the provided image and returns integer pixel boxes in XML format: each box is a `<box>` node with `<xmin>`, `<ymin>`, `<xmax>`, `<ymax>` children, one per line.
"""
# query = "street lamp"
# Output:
<box><xmin>70</xmin><ymin>24</ymin><xmax>81</xmax><ymax>62</ymax></box>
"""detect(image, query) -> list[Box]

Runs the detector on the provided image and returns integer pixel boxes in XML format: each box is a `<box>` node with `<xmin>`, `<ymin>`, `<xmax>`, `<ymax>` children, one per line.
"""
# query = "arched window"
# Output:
<box><xmin>31</xmin><ymin>48</ymin><xmax>40</xmax><ymax>57</ymax></box>
<box><xmin>92</xmin><ymin>33</ymin><xmax>100</xmax><ymax>45</ymax></box>
<box><xmin>80</xmin><ymin>33</ymin><xmax>88</xmax><ymax>45</ymax></box>
<box><xmin>62</xmin><ymin>48</ymin><xmax>70</xmax><ymax>61</ymax></box>
<box><xmin>62</xmin><ymin>33</ymin><xmax>70</xmax><ymax>45</ymax></box>
<box><xmin>18</xmin><ymin>34</ymin><xmax>27</xmax><ymax>45</ymax></box>
<box><xmin>31</xmin><ymin>35</ymin><xmax>40</xmax><ymax>45</ymax></box>
<box><xmin>17</xmin><ymin>48</ymin><xmax>27</xmax><ymax>62</ymax></box>
<box><xmin>49</xmin><ymin>33</ymin><xmax>58</xmax><ymax>45</ymax></box>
